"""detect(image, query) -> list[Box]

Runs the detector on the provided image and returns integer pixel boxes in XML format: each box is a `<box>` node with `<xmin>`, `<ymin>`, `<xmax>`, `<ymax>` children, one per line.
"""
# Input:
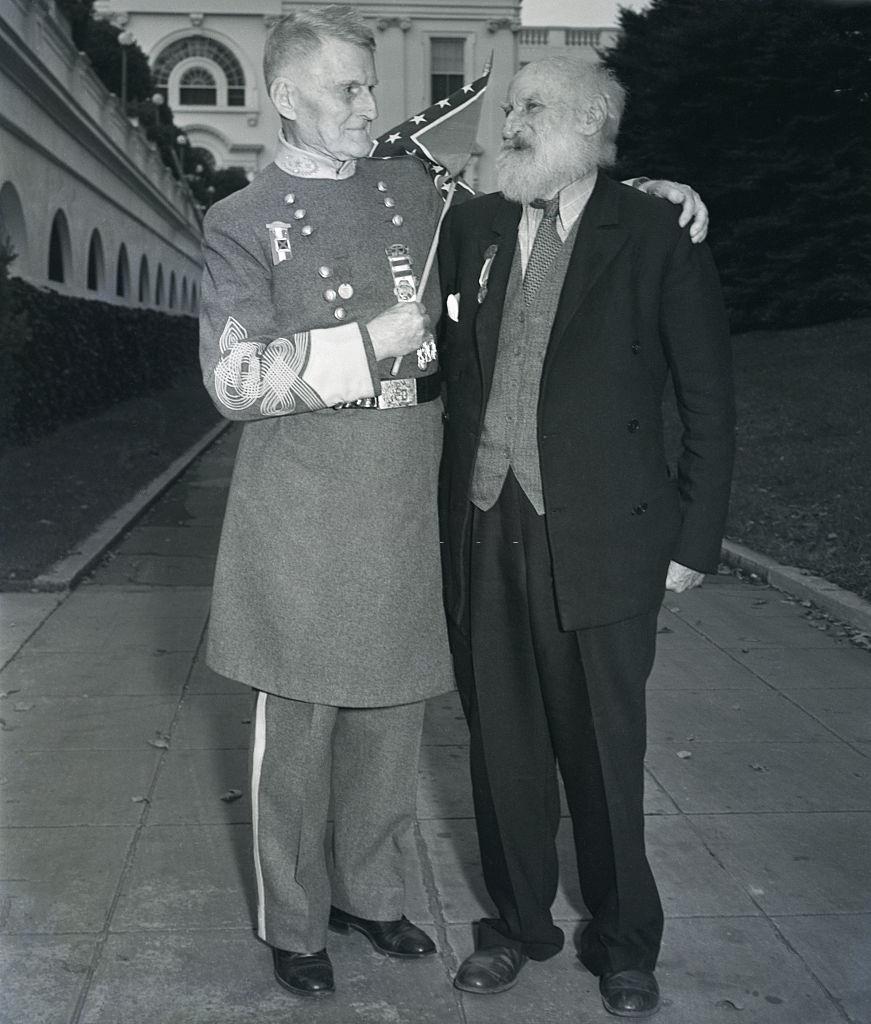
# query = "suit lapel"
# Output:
<box><xmin>467</xmin><ymin>177</ymin><xmax>628</xmax><ymax>388</ymax></box>
<box><xmin>474</xmin><ymin>200</ymin><xmax>521</xmax><ymax>385</ymax></box>
<box><xmin>548</xmin><ymin>174</ymin><xmax>629</xmax><ymax>356</ymax></box>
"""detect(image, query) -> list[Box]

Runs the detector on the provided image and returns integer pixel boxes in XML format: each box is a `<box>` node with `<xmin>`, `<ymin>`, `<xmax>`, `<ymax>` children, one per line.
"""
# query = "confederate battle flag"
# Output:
<box><xmin>369</xmin><ymin>62</ymin><xmax>492</xmax><ymax>196</ymax></box>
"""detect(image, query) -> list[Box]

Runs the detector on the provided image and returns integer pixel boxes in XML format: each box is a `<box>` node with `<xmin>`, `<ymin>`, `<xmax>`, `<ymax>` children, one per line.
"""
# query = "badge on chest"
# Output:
<box><xmin>384</xmin><ymin>244</ymin><xmax>435</xmax><ymax>369</ymax></box>
<box><xmin>267</xmin><ymin>221</ymin><xmax>293</xmax><ymax>265</ymax></box>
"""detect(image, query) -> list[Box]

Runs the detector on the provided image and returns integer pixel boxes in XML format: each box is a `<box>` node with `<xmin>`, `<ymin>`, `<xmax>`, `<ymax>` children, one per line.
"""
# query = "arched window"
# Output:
<box><xmin>153</xmin><ymin>35</ymin><xmax>246</xmax><ymax>106</ymax></box>
<box><xmin>48</xmin><ymin>210</ymin><xmax>72</xmax><ymax>284</ymax></box>
<box><xmin>190</xmin><ymin>281</ymin><xmax>199</xmax><ymax>315</ymax></box>
<box><xmin>168</xmin><ymin>270</ymin><xmax>177</xmax><ymax>309</ymax></box>
<box><xmin>138</xmin><ymin>255</ymin><xmax>151</xmax><ymax>304</ymax></box>
<box><xmin>155</xmin><ymin>265</ymin><xmax>165</xmax><ymax>306</ymax></box>
<box><xmin>116</xmin><ymin>244</ymin><xmax>131</xmax><ymax>299</ymax></box>
<box><xmin>87</xmin><ymin>230</ymin><xmax>105</xmax><ymax>292</ymax></box>
<box><xmin>181</xmin><ymin>276</ymin><xmax>189</xmax><ymax>310</ymax></box>
<box><xmin>0</xmin><ymin>181</ymin><xmax>29</xmax><ymax>267</ymax></box>
<box><xmin>179</xmin><ymin>66</ymin><xmax>217</xmax><ymax>105</ymax></box>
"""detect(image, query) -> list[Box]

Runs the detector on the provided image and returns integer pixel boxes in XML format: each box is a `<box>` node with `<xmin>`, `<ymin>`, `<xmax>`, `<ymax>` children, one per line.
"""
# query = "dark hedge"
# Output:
<box><xmin>605</xmin><ymin>0</ymin><xmax>871</xmax><ymax>331</ymax></box>
<box><xmin>0</xmin><ymin>274</ymin><xmax>200</xmax><ymax>443</ymax></box>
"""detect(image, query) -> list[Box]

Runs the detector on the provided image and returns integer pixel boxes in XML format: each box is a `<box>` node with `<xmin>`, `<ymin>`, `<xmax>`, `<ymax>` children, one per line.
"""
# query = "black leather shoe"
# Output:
<box><xmin>599</xmin><ymin>969</ymin><xmax>660</xmax><ymax>1018</ymax></box>
<box><xmin>453</xmin><ymin>945</ymin><xmax>527</xmax><ymax>993</ymax></box>
<box><xmin>272</xmin><ymin>947</ymin><xmax>334</xmax><ymax>997</ymax></box>
<box><xmin>328</xmin><ymin>906</ymin><xmax>436</xmax><ymax>958</ymax></box>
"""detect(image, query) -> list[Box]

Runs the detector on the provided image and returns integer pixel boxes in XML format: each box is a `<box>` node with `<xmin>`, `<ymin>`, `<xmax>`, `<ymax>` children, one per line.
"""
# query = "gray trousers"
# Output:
<box><xmin>249</xmin><ymin>690</ymin><xmax>426</xmax><ymax>953</ymax></box>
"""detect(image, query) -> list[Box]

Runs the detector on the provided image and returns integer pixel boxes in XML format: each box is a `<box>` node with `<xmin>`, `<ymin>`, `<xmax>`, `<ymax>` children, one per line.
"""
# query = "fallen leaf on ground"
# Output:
<box><xmin>676</xmin><ymin>750</ymin><xmax>692</xmax><ymax>759</ymax></box>
<box><xmin>221</xmin><ymin>789</ymin><xmax>243</xmax><ymax>803</ymax></box>
<box><xmin>0</xmin><ymin>689</ymin><xmax>22</xmax><ymax>699</ymax></box>
<box><xmin>131</xmin><ymin>795</ymin><xmax>150</xmax><ymax>804</ymax></box>
<box><xmin>715</xmin><ymin>999</ymin><xmax>744</xmax><ymax>1011</ymax></box>
<box><xmin>148</xmin><ymin>734</ymin><xmax>170</xmax><ymax>750</ymax></box>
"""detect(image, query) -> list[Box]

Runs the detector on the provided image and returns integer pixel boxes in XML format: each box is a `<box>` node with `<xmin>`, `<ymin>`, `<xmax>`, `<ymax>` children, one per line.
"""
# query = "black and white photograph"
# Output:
<box><xmin>1</xmin><ymin>0</ymin><xmax>869</xmax><ymax>1021</ymax></box>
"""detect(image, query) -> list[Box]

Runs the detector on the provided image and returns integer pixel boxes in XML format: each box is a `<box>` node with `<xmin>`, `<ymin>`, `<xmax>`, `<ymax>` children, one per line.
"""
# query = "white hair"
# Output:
<box><xmin>263</xmin><ymin>5</ymin><xmax>375</xmax><ymax>89</ymax></box>
<box><xmin>524</xmin><ymin>56</ymin><xmax>626</xmax><ymax>167</ymax></box>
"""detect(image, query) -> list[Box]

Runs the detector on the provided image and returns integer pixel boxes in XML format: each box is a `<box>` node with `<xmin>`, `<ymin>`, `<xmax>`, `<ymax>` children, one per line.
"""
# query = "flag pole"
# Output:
<box><xmin>391</xmin><ymin>179</ymin><xmax>458</xmax><ymax>377</ymax></box>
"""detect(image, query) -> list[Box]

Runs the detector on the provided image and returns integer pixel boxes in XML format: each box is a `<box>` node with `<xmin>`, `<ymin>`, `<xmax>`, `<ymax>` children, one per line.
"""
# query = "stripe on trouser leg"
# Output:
<box><xmin>251</xmin><ymin>690</ymin><xmax>268</xmax><ymax>939</ymax></box>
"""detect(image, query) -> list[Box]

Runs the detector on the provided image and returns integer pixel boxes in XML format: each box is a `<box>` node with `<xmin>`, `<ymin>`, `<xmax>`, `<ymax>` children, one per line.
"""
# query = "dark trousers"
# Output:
<box><xmin>449</xmin><ymin>471</ymin><xmax>663</xmax><ymax>974</ymax></box>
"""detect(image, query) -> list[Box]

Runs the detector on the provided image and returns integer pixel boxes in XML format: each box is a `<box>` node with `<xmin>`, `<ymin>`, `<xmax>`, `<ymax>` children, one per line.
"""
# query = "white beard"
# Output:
<box><xmin>496</xmin><ymin>131</ymin><xmax>598</xmax><ymax>205</ymax></box>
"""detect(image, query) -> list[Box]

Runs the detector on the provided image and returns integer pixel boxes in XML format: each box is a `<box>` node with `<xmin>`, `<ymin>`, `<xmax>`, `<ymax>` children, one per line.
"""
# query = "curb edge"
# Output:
<box><xmin>32</xmin><ymin>420</ymin><xmax>231</xmax><ymax>593</ymax></box>
<box><xmin>721</xmin><ymin>539</ymin><xmax>871</xmax><ymax>635</ymax></box>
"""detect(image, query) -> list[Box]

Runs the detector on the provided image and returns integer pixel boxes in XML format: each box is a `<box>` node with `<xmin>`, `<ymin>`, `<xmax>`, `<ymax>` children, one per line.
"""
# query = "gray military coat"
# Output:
<box><xmin>199</xmin><ymin>156</ymin><xmax>454</xmax><ymax>707</ymax></box>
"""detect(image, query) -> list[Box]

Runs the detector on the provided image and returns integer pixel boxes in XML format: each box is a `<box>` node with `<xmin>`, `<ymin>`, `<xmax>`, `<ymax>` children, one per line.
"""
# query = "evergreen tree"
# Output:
<box><xmin>54</xmin><ymin>0</ymin><xmax>248</xmax><ymax>207</ymax></box>
<box><xmin>54</xmin><ymin>0</ymin><xmax>93</xmax><ymax>47</ymax></box>
<box><xmin>604</xmin><ymin>0</ymin><xmax>871</xmax><ymax>329</ymax></box>
<box><xmin>56</xmin><ymin>0</ymin><xmax>152</xmax><ymax>103</ymax></box>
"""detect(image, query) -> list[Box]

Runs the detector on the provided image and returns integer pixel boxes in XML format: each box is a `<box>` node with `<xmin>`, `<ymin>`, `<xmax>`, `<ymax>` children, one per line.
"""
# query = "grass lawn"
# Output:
<box><xmin>726</xmin><ymin>317</ymin><xmax>871</xmax><ymax>602</ymax></box>
<box><xmin>0</xmin><ymin>372</ymin><xmax>221</xmax><ymax>588</ymax></box>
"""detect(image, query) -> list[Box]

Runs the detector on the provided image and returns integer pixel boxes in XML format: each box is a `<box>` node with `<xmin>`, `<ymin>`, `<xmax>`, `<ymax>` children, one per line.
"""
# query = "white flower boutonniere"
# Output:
<box><xmin>478</xmin><ymin>244</ymin><xmax>498</xmax><ymax>304</ymax></box>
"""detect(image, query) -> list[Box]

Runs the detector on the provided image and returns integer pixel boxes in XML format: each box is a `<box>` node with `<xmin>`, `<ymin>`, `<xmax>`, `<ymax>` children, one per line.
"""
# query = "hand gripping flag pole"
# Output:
<box><xmin>368</xmin><ymin>58</ymin><xmax>493</xmax><ymax>375</ymax></box>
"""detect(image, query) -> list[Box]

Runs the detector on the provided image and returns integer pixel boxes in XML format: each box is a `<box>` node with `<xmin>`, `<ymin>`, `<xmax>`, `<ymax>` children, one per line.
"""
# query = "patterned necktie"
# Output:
<box><xmin>523</xmin><ymin>196</ymin><xmax>563</xmax><ymax>305</ymax></box>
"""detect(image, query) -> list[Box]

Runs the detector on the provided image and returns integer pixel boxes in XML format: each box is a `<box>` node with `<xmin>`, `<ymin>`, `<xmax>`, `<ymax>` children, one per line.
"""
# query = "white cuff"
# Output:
<box><xmin>304</xmin><ymin>322</ymin><xmax>377</xmax><ymax>406</ymax></box>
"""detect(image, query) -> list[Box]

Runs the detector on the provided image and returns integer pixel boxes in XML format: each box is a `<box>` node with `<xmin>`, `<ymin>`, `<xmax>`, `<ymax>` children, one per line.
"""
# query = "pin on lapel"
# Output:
<box><xmin>267</xmin><ymin>221</ymin><xmax>293</xmax><ymax>265</ymax></box>
<box><xmin>478</xmin><ymin>244</ymin><xmax>498</xmax><ymax>303</ymax></box>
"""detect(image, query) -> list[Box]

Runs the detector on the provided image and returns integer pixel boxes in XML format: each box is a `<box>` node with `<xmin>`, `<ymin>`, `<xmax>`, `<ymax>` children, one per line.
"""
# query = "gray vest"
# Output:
<box><xmin>470</xmin><ymin>220</ymin><xmax>580</xmax><ymax>514</ymax></box>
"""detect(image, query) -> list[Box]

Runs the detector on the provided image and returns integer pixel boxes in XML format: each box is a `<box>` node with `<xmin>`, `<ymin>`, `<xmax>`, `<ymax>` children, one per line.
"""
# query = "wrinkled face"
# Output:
<box><xmin>496</xmin><ymin>63</ymin><xmax>597</xmax><ymax>204</ymax></box>
<box><xmin>501</xmin><ymin>64</ymin><xmax>570</xmax><ymax>155</ymax></box>
<box><xmin>277</xmin><ymin>37</ymin><xmax>378</xmax><ymax>162</ymax></box>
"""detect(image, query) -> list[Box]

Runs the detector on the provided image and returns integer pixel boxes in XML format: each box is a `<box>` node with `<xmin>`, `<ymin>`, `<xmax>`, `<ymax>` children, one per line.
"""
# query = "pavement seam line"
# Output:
<box><xmin>0</xmin><ymin>592</ymin><xmax>70</xmax><ymax>673</ymax></box>
<box><xmin>412</xmin><ymin>813</ymin><xmax>470</xmax><ymax>1022</ymax></box>
<box><xmin>763</xmin><ymin>915</ymin><xmax>856</xmax><ymax>1023</ymax></box>
<box><xmin>678</xmin><ymin>813</ymin><xmax>856</xmax><ymax>1023</ymax></box>
<box><xmin>68</xmin><ymin>619</ymin><xmax>210</xmax><ymax>1024</ymax></box>
<box><xmin>664</xmin><ymin>588</ymin><xmax>871</xmax><ymax>760</ymax></box>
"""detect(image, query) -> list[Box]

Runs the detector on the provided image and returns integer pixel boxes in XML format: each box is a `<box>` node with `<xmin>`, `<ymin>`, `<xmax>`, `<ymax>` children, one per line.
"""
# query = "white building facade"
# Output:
<box><xmin>92</xmin><ymin>2</ymin><xmax>618</xmax><ymax>192</ymax></box>
<box><xmin>517</xmin><ymin>25</ymin><xmax>619</xmax><ymax>66</ymax></box>
<box><xmin>93</xmin><ymin>0</ymin><xmax>523</xmax><ymax>192</ymax></box>
<box><xmin>0</xmin><ymin>0</ymin><xmax>620</xmax><ymax>306</ymax></box>
<box><xmin>0</xmin><ymin>0</ymin><xmax>203</xmax><ymax>310</ymax></box>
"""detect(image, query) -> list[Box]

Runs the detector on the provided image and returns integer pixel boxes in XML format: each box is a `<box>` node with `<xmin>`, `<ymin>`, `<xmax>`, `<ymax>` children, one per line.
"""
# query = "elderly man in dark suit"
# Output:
<box><xmin>437</xmin><ymin>57</ymin><xmax>735</xmax><ymax>1018</ymax></box>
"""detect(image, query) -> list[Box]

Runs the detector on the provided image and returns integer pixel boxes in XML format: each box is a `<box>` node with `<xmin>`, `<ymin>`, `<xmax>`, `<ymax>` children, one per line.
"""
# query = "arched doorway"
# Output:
<box><xmin>48</xmin><ymin>210</ymin><xmax>72</xmax><ymax>284</ymax></box>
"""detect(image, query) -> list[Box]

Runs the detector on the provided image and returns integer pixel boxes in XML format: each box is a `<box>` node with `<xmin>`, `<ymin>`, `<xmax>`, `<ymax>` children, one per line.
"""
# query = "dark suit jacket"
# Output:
<box><xmin>437</xmin><ymin>172</ymin><xmax>736</xmax><ymax>631</ymax></box>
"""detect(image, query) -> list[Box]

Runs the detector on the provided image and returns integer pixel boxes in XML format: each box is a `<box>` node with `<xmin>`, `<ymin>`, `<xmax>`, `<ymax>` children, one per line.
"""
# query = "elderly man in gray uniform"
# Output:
<box><xmin>200</xmin><ymin>7</ymin><xmax>449</xmax><ymax>998</ymax></box>
<box><xmin>199</xmin><ymin>4</ymin><xmax>708</xmax><ymax>1001</ymax></box>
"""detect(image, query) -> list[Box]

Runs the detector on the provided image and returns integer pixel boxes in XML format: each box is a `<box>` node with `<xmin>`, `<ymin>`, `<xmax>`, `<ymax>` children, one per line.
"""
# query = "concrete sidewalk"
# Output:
<box><xmin>2</xmin><ymin>427</ymin><xmax>869</xmax><ymax>1024</ymax></box>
